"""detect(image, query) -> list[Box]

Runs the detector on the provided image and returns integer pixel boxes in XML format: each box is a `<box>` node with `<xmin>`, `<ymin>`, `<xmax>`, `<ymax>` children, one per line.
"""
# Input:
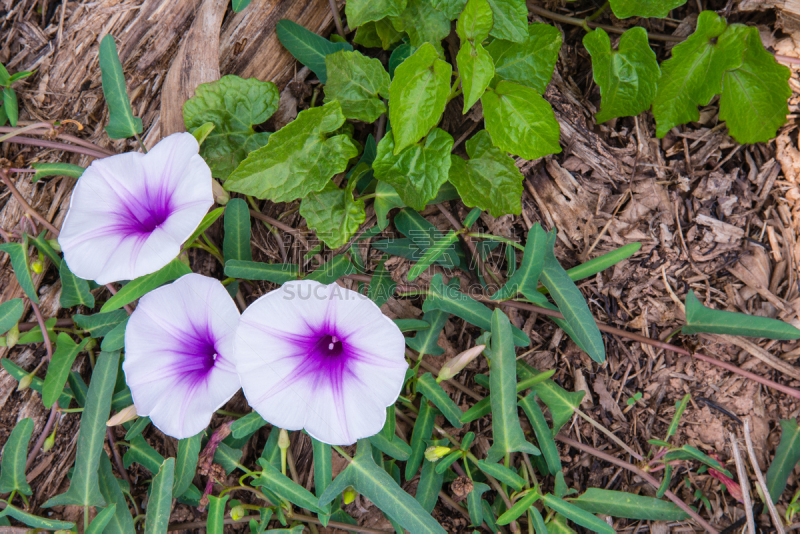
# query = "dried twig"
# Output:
<box><xmin>743</xmin><ymin>420</ymin><xmax>785</xmax><ymax>534</ymax></box>
<box><xmin>0</xmin><ymin>169</ymin><xmax>61</xmax><ymax>236</ymax></box>
<box><xmin>729</xmin><ymin>432</ymin><xmax>756</xmax><ymax>534</ymax></box>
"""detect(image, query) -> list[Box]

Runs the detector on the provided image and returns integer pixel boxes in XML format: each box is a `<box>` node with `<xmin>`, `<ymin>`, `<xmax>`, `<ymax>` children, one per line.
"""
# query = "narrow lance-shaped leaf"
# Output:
<box><xmin>174</xmin><ymin>431</ymin><xmax>203</xmax><ymax>497</ymax></box>
<box><xmin>85</xmin><ymin>504</ymin><xmax>117</xmax><ymax>534</ymax></box>
<box><xmin>416</xmin><ymin>450</ymin><xmax>444</xmax><ymax>512</ymax></box>
<box><xmin>60</xmin><ymin>261</ymin><xmax>95</xmax><ymax>308</ymax></box>
<box><xmin>497</xmin><ymin>490</ymin><xmax>540</xmax><ymax>526</ymax></box>
<box><xmin>610</xmin><ymin>0</ymin><xmax>687</xmax><ymax>19</ymax></box>
<box><xmin>255</xmin><ymin>459</ymin><xmax>324</xmax><ymax>513</ymax></box>
<box><xmin>100</xmin><ymin>317</ymin><xmax>128</xmax><ymax>352</ymax></box>
<box><xmin>474</xmin><ymin>459</ymin><xmax>526</xmax><ymax>490</ymax></box>
<box><xmin>225</xmin><ymin>261</ymin><xmax>299</xmax><ymax>284</ymax></box>
<box><xmin>43</xmin><ymin>333</ymin><xmax>91</xmax><ymax>408</ymax></box>
<box><xmin>44</xmin><ymin>350</ymin><xmax>120</xmax><ymax>507</ymax></box>
<box><xmin>370</xmin><ymin>431</ymin><xmax>412</xmax><ymax>461</ymax></box>
<box><xmin>416</xmin><ymin>373</ymin><xmax>464</xmax><ymax>428</ymax></box>
<box><xmin>406</xmin><ymin>401</ymin><xmax>439</xmax><ymax>479</ymax></box>
<box><xmin>275</xmin><ymin>19</ymin><xmax>353</xmax><ymax>83</ymax></box>
<box><xmin>311</xmin><ymin>437</ymin><xmax>332</xmax><ymax>500</ymax></box>
<box><xmin>467</xmin><ymin>481</ymin><xmax>491</xmax><ymax>527</ymax></box>
<box><xmin>423</xmin><ymin>273</ymin><xmax>530</xmax><ymax>347</ymax></box>
<box><xmin>31</xmin><ymin>162</ymin><xmax>85</xmax><ymax>183</ymax></box>
<box><xmin>540</xmin><ymin>238</ymin><xmax>605</xmax><ymax>363</ymax></box>
<box><xmin>206</xmin><ymin>494</ymin><xmax>229</xmax><ymax>534</ymax></box>
<box><xmin>0</xmin><ymin>418</ymin><xmax>34</xmax><ymax>495</ymax></box>
<box><xmin>98</xmin><ymin>34</ymin><xmax>143</xmax><ymax>139</ymax></box>
<box><xmin>569</xmin><ymin>488</ymin><xmax>688</xmax><ymax>521</ymax></box>
<box><xmin>492</xmin><ymin>223</ymin><xmax>548</xmax><ymax>300</ymax></box>
<box><xmin>540</xmin><ymin>493</ymin><xmax>615</xmax><ymax>534</ymax></box>
<box><xmin>766</xmin><ymin>419</ymin><xmax>800</xmax><ymax>503</ymax></box>
<box><xmin>0</xmin><ymin>298</ymin><xmax>24</xmax><ymax>335</ymax></box>
<box><xmin>231</xmin><ymin>412</ymin><xmax>267</xmax><ymax>439</ymax></box>
<box><xmin>144</xmin><ymin>458</ymin><xmax>175</xmax><ymax>534</ymax></box>
<box><xmin>664</xmin><ymin>445</ymin><xmax>732</xmax><ymax>477</ymax></box>
<box><xmin>123</xmin><ymin>436</ymin><xmax>165</xmax><ymax>475</ymax></box>
<box><xmin>485</xmin><ymin>309</ymin><xmax>540</xmax><ymax>463</ymax></box>
<box><xmin>519</xmin><ymin>393</ymin><xmax>561</xmax><ymax>475</ymax></box>
<box><xmin>0</xmin><ymin>242</ymin><xmax>38</xmax><ymax>303</ymax></box>
<box><xmin>319</xmin><ymin>440</ymin><xmax>447</xmax><ymax>534</ymax></box>
<box><xmin>0</xmin><ymin>503</ymin><xmax>75</xmax><ymax>530</ymax></box>
<box><xmin>74</xmin><ymin>310</ymin><xmax>128</xmax><ymax>338</ymax></box>
<box><xmin>408</xmin><ymin>230</ymin><xmax>459</xmax><ymax>281</ymax></box>
<box><xmin>683</xmin><ymin>290</ymin><xmax>800</xmax><ymax>339</ymax></box>
<box><xmin>98</xmin><ymin>453</ymin><xmax>136</xmax><ymax>534</ymax></box>
<box><xmin>223</xmin><ymin>198</ymin><xmax>253</xmax><ymax>262</ymax></box>
<box><xmin>185</xmin><ymin>207</ymin><xmax>225</xmax><ymax>247</ymax></box>
<box><xmin>101</xmin><ymin>258</ymin><xmax>192</xmax><ymax>312</ymax></box>
<box><xmin>519</xmin><ymin>362</ymin><xmax>584</xmax><ymax>432</ymax></box>
<box><xmin>3</xmin><ymin>87</ymin><xmax>18</xmax><ymax>127</ymax></box>
<box><xmin>368</xmin><ymin>257</ymin><xmax>396</xmax><ymax>309</ymax></box>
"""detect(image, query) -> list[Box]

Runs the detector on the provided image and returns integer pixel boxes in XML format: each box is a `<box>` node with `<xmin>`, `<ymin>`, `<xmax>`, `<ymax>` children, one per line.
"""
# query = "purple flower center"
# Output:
<box><xmin>315</xmin><ymin>334</ymin><xmax>344</xmax><ymax>358</ymax></box>
<box><xmin>169</xmin><ymin>328</ymin><xmax>220</xmax><ymax>385</ymax></box>
<box><xmin>120</xmin><ymin>194</ymin><xmax>173</xmax><ymax>234</ymax></box>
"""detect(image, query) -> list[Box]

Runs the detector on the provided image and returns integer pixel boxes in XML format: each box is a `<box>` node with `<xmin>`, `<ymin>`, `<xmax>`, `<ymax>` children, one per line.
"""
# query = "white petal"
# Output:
<box><xmin>58</xmin><ymin>133</ymin><xmax>212</xmax><ymax>284</ymax></box>
<box><xmin>123</xmin><ymin>274</ymin><xmax>240</xmax><ymax>439</ymax></box>
<box><xmin>235</xmin><ymin>280</ymin><xmax>408</xmax><ymax>445</ymax></box>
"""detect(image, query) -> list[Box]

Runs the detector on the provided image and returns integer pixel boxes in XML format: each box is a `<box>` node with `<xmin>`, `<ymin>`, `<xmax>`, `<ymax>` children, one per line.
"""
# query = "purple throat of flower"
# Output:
<box><xmin>116</xmin><ymin>183</ymin><xmax>174</xmax><ymax>235</ymax></box>
<box><xmin>172</xmin><ymin>327</ymin><xmax>220</xmax><ymax>385</ymax></box>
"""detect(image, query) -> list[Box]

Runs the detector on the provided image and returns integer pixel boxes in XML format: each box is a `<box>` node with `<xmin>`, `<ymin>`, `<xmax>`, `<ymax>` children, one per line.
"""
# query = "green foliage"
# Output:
<box><xmin>475</xmin><ymin>459</ymin><xmax>525</xmax><ymax>489</ymax></box>
<box><xmin>74</xmin><ymin>310</ymin><xmax>128</xmax><ymax>338</ymax></box>
<box><xmin>368</xmin><ymin>258</ymin><xmax>395</xmax><ymax>308</ymax></box>
<box><xmin>408</xmin><ymin>230</ymin><xmax>459</xmax><ymax>281</ymax></box>
<box><xmin>174</xmin><ymin>432</ymin><xmax>203</xmax><ymax>497</ymax></box>
<box><xmin>416</xmin><ymin>373</ymin><xmax>464</xmax><ymax>427</ymax></box>
<box><xmin>416</xmin><ymin>452</ymin><xmax>444</xmax><ymax>511</ymax></box>
<box><xmin>345</xmin><ymin>0</ymin><xmax>407</xmax><ymax>28</ymax></box>
<box><xmin>223</xmin><ymin>198</ymin><xmax>253</xmax><ymax>262</ymax></box>
<box><xmin>44</xmin><ymin>351</ymin><xmax>119</xmax><ymax>508</ymax></box>
<box><xmin>664</xmin><ymin>445</ymin><xmax>731</xmax><ymax>477</ymax></box>
<box><xmin>101</xmin><ymin>259</ymin><xmax>192</xmax><ymax>312</ymax></box>
<box><xmin>391</xmin><ymin>0</ymin><xmax>451</xmax><ymax>50</ymax></box>
<box><xmin>124</xmin><ymin>436</ymin><xmax>165</xmax><ymax>475</ymax></box>
<box><xmin>98</xmin><ymin>453</ymin><xmax>137</xmax><ymax>533</ymax></box>
<box><xmin>492</xmin><ymin>223</ymin><xmax>548</xmax><ymax>299</ymax></box>
<box><xmin>300</xmin><ymin>179</ymin><xmax>366</xmax><ymax>248</ymax></box>
<box><xmin>0</xmin><ymin>298</ymin><xmax>23</xmax><ymax>335</ymax></box>
<box><xmin>0</xmin><ymin>418</ymin><xmax>33</xmax><ymax>495</ymax></box>
<box><xmin>306</xmin><ymin>254</ymin><xmax>354</xmax><ymax>284</ymax></box>
<box><xmin>370</xmin><ymin>431</ymin><xmax>412</xmax><ymax>461</ymax></box>
<box><xmin>457</xmin><ymin>0</ymin><xmax>493</xmax><ymax>43</ymax></box>
<box><xmin>683</xmin><ymin>290</ymin><xmax>800</xmax><ymax>339</ymax></box>
<box><xmin>100</xmin><ymin>318</ymin><xmax>127</xmax><ymax>351</ymax></box>
<box><xmin>456</xmin><ymin>0</ymin><xmax>495</xmax><ymax>112</ymax></box>
<box><xmin>0</xmin><ymin>242</ymin><xmax>38</xmax><ymax>303</ymax></box>
<box><xmin>394</xmin><ymin>209</ymin><xmax>464</xmax><ymax>269</ymax></box>
<box><xmin>374</xmin><ymin>129</ymin><xmax>453</xmax><ymax>211</ymax></box>
<box><xmin>43</xmin><ymin>333</ymin><xmax>90</xmax><ymax>408</ymax></box>
<box><xmin>255</xmin><ymin>459</ymin><xmax>324</xmax><ymax>513</ymax></box>
<box><xmin>571</xmin><ymin>488</ymin><xmax>687</xmax><ymax>520</ymax></box>
<box><xmin>145</xmin><ymin>458</ymin><xmax>175</xmax><ymax>534</ymax></box>
<box><xmin>519</xmin><ymin>362</ymin><xmax>584</xmax><ymax>432</ymax></box>
<box><xmin>719</xmin><ymin>26</ymin><xmax>792</xmax><ymax>143</ymax></box>
<box><xmin>232</xmin><ymin>0</ymin><xmax>251</xmax><ymax>12</ymax></box>
<box><xmin>481</xmin><ymin>81</ymin><xmax>560</xmax><ymax>160</ymax></box>
<box><xmin>225</xmin><ymin>260</ymin><xmax>298</xmax><ymax>284</ymax></box>
<box><xmin>485</xmin><ymin>309</ymin><xmax>540</xmax><ymax>463</ymax></box>
<box><xmin>231</xmin><ymin>412</ymin><xmax>268</xmax><ymax>439</ymax></box>
<box><xmin>373</xmin><ymin>181</ymin><xmax>403</xmax><ymax>230</ymax></box>
<box><xmin>86</xmin><ymin>503</ymin><xmax>117</xmax><ymax>534</ymax></box>
<box><xmin>388</xmin><ymin>43</ymin><xmax>452</xmax><ymax>154</ymax></box>
<box><xmin>583</xmin><ymin>27</ymin><xmax>660</xmax><ymax>123</ymax></box>
<box><xmin>541</xmin><ymin>493</ymin><xmax>615</xmax><ymax>534</ymax></box>
<box><xmin>1</xmin><ymin>87</ymin><xmax>17</xmax><ymax>126</ymax></box>
<box><xmin>486</xmin><ymin>0</ymin><xmax>528</xmax><ymax>42</ymax></box>
<box><xmin>319</xmin><ymin>440</ymin><xmax>447</xmax><ymax>533</ymax></box>
<box><xmin>766</xmin><ymin>420</ymin><xmax>800</xmax><ymax>503</ymax></box>
<box><xmin>0</xmin><ymin>503</ymin><xmax>75</xmax><ymax>530</ymax></box>
<box><xmin>423</xmin><ymin>274</ymin><xmax>530</xmax><ymax>346</ymax></box>
<box><xmin>406</xmin><ymin>401</ymin><xmax>438</xmax><ymax>479</ymax></box>
<box><xmin>487</xmin><ymin>23</ymin><xmax>561</xmax><ymax>94</ymax></box>
<box><xmin>183</xmin><ymin>76</ymin><xmax>279</xmax><ymax>179</ymax></box>
<box><xmin>497</xmin><ymin>490</ymin><xmax>540</xmax><ymax>525</ymax></box>
<box><xmin>449</xmin><ymin>130</ymin><xmax>524</xmax><ymax>216</ymax></box>
<box><xmin>610</xmin><ymin>0</ymin><xmax>686</xmax><ymax>18</ymax></box>
<box><xmin>519</xmin><ymin>394</ymin><xmax>561</xmax><ymax>475</ymax></box>
<box><xmin>98</xmin><ymin>34</ymin><xmax>143</xmax><ymax>139</ymax></box>
<box><xmin>59</xmin><ymin>261</ymin><xmax>95</xmax><ymax>308</ymax></box>
<box><xmin>30</xmin><ymin>162</ymin><xmax>85</xmax><ymax>183</ymax></box>
<box><xmin>225</xmin><ymin>101</ymin><xmax>358</xmax><ymax>201</ymax></box>
<box><xmin>652</xmin><ymin>11</ymin><xmax>746</xmax><ymax>138</ymax></box>
<box><xmin>324</xmin><ymin>50</ymin><xmax>390</xmax><ymax>123</ymax></box>
<box><xmin>206</xmin><ymin>494</ymin><xmax>229</xmax><ymax>534</ymax></box>
<box><xmin>276</xmin><ymin>20</ymin><xmax>353</xmax><ymax>83</ymax></box>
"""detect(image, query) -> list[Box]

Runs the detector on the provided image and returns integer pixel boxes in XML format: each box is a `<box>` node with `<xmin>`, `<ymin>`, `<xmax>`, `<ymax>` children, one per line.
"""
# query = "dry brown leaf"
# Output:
<box><xmin>592</xmin><ymin>377</ymin><xmax>626</xmax><ymax>421</ymax></box>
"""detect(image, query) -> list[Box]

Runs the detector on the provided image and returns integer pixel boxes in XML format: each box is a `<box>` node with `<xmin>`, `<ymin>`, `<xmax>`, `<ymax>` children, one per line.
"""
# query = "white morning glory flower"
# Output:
<box><xmin>58</xmin><ymin>132</ymin><xmax>213</xmax><ymax>285</ymax></box>
<box><xmin>123</xmin><ymin>273</ymin><xmax>241</xmax><ymax>439</ymax></box>
<box><xmin>235</xmin><ymin>280</ymin><xmax>408</xmax><ymax>445</ymax></box>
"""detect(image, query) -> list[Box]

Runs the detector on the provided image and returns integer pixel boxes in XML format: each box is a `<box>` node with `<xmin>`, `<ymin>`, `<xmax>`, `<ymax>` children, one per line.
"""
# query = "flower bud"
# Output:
<box><xmin>6</xmin><ymin>324</ymin><xmax>19</xmax><ymax>349</ymax></box>
<box><xmin>437</xmin><ymin>345</ymin><xmax>485</xmax><ymax>382</ymax></box>
<box><xmin>31</xmin><ymin>257</ymin><xmax>44</xmax><ymax>274</ymax></box>
<box><xmin>425</xmin><ymin>446</ymin><xmax>451</xmax><ymax>462</ymax></box>
<box><xmin>43</xmin><ymin>430</ymin><xmax>56</xmax><ymax>452</ymax></box>
<box><xmin>230</xmin><ymin>505</ymin><xmax>245</xmax><ymax>521</ymax></box>
<box><xmin>342</xmin><ymin>486</ymin><xmax>357</xmax><ymax>505</ymax></box>
<box><xmin>107</xmin><ymin>404</ymin><xmax>138</xmax><ymax>426</ymax></box>
<box><xmin>17</xmin><ymin>371</ymin><xmax>35</xmax><ymax>392</ymax></box>
<box><xmin>212</xmin><ymin>179</ymin><xmax>229</xmax><ymax>206</ymax></box>
<box><xmin>278</xmin><ymin>428</ymin><xmax>290</xmax><ymax>450</ymax></box>
<box><xmin>47</xmin><ymin>239</ymin><xmax>62</xmax><ymax>252</ymax></box>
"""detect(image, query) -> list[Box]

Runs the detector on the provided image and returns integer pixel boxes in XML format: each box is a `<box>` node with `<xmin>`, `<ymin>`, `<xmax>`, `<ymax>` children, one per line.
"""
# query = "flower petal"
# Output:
<box><xmin>59</xmin><ymin>133</ymin><xmax>212</xmax><ymax>284</ymax></box>
<box><xmin>235</xmin><ymin>280</ymin><xmax>407</xmax><ymax>445</ymax></box>
<box><xmin>123</xmin><ymin>273</ymin><xmax>240</xmax><ymax>439</ymax></box>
